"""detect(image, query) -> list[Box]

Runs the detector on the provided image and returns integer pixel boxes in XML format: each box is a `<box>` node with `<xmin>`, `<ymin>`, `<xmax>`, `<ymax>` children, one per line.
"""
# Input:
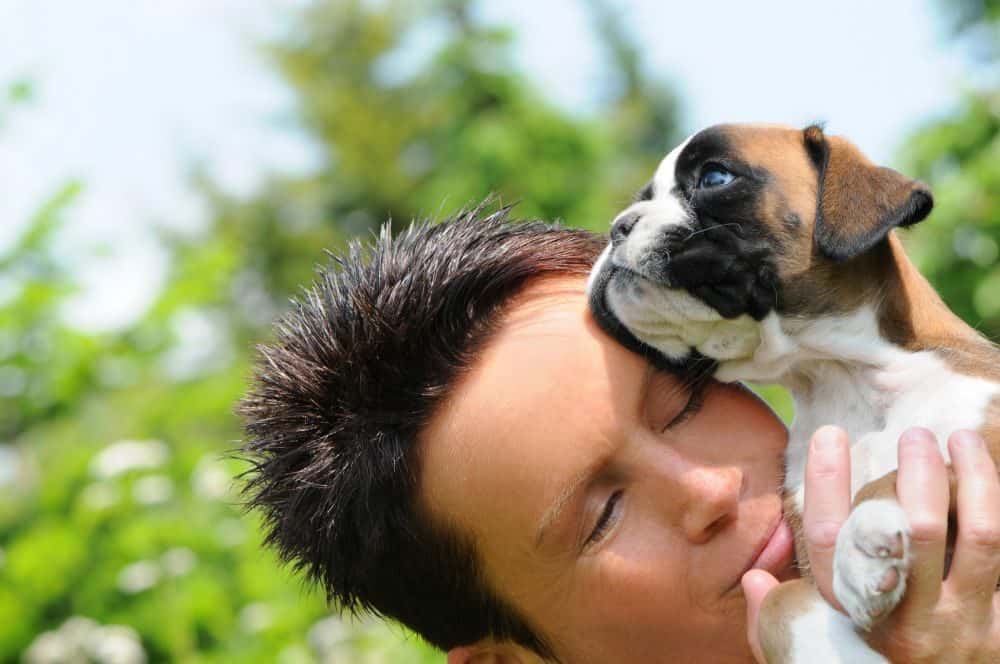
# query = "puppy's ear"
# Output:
<box><xmin>803</xmin><ymin>125</ymin><xmax>933</xmax><ymax>262</ymax></box>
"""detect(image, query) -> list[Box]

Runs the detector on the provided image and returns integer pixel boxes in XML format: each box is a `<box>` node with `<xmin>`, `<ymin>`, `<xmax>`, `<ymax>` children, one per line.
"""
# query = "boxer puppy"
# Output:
<box><xmin>587</xmin><ymin>123</ymin><xmax>1000</xmax><ymax>662</ymax></box>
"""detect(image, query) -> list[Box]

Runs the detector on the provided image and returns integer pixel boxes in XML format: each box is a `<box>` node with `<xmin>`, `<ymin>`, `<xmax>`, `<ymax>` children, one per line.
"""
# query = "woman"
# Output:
<box><xmin>240</xmin><ymin>207</ymin><xmax>1000</xmax><ymax>662</ymax></box>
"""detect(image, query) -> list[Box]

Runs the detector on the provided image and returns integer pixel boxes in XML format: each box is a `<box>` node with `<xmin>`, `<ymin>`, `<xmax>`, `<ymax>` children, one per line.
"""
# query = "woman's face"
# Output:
<box><xmin>421</xmin><ymin>277</ymin><xmax>795</xmax><ymax>663</ymax></box>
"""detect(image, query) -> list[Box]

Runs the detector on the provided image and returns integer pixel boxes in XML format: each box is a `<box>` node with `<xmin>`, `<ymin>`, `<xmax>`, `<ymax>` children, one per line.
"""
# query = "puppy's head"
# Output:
<box><xmin>588</xmin><ymin>123</ymin><xmax>933</xmax><ymax>367</ymax></box>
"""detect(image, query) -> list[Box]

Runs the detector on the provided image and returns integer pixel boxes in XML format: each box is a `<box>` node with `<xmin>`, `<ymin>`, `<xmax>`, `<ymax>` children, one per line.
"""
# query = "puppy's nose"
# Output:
<box><xmin>611</xmin><ymin>212</ymin><xmax>640</xmax><ymax>245</ymax></box>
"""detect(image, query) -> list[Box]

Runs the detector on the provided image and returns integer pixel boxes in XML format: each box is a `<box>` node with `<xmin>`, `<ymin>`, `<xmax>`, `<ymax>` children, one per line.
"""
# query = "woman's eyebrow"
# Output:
<box><xmin>534</xmin><ymin>453</ymin><xmax>612</xmax><ymax>550</ymax></box>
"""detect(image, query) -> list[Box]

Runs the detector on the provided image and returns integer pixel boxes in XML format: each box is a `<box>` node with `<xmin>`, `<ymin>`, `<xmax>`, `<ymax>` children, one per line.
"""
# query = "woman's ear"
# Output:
<box><xmin>447</xmin><ymin>643</ymin><xmax>531</xmax><ymax>664</ymax></box>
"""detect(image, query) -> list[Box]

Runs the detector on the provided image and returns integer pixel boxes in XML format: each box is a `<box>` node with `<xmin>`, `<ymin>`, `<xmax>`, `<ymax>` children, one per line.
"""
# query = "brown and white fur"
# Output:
<box><xmin>586</xmin><ymin>123</ymin><xmax>1000</xmax><ymax>662</ymax></box>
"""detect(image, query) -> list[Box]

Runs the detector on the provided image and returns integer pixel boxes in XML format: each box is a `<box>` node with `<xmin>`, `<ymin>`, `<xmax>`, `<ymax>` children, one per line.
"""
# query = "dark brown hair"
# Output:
<box><xmin>238</xmin><ymin>203</ymin><xmax>605</xmax><ymax>657</ymax></box>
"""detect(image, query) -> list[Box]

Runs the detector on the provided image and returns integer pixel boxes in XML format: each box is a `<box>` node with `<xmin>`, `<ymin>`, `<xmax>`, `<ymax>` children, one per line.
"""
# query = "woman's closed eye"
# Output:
<box><xmin>580</xmin><ymin>374</ymin><xmax>707</xmax><ymax>551</ymax></box>
<box><xmin>663</xmin><ymin>385</ymin><xmax>705</xmax><ymax>431</ymax></box>
<box><xmin>584</xmin><ymin>489</ymin><xmax>624</xmax><ymax>549</ymax></box>
<box><xmin>646</xmin><ymin>367</ymin><xmax>707</xmax><ymax>433</ymax></box>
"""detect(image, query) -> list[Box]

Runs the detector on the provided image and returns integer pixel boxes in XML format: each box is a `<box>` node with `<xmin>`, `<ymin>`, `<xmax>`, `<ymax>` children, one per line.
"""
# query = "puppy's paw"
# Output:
<box><xmin>833</xmin><ymin>500</ymin><xmax>910</xmax><ymax>631</ymax></box>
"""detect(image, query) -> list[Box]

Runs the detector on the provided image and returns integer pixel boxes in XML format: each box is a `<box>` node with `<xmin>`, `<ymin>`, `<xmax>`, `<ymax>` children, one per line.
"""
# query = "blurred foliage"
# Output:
<box><xmin>947</xmin><ymin>0</ymin><xmax>1000</xmax><ymax>58</ymax></box>
<box><xmin>0</xmin><ymin>109</ymin><xmax>363</xmax><ymax>662</ymax></box>
<box><xmin>204</xmin><ymin>0</ymin><xmax>680</xmax><ymax>307</ymax></box>
<box><xmin>900</xmin><ymin>0</ymin><xmax>1000</xmax><ymax>339</ymax></box>
<box><xmin>1</xmin><ymin>1</ymin><xmax>681</xmax><ymax>662</ymax></box>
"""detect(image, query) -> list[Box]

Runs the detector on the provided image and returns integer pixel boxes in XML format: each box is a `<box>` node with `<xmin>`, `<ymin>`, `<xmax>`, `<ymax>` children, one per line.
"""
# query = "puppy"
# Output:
<box><xmin>587</xmin><ymin>123</ymin><xmax>1000</xmax><ymax>662</ymax></box>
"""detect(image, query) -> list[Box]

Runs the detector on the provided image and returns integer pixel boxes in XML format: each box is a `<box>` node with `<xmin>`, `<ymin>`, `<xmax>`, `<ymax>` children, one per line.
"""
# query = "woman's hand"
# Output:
<box><xmin>742</xmin><ymin>426</ymin><xmax>1000</xmax><ymax>662</ymax></box>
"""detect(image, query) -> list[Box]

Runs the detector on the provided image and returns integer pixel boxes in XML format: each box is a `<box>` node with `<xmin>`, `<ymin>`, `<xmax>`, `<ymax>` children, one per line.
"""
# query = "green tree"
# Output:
<box><xmin>901</xmin><ymin>0</ymin><xmax>1000</xmax><ymax>335</ymax></box>
<box><xmin>204</xmin><ymin>0</ymin><xmax>682</xmax><ymax>314</ymax></box>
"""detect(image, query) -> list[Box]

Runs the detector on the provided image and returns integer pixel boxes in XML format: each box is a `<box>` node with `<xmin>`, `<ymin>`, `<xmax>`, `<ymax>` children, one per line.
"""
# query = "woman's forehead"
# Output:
<box><xmin>417</xmin><ymin>281</ymin><xmax>642</xmax><ymax>544</ymax></box>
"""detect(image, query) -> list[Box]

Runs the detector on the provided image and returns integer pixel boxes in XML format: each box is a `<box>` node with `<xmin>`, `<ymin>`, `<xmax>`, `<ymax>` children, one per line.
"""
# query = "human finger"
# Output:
<box><xmin>742</xmin><ymin>569</ymin><xmax>780</xmax><ymax>663</ymax></box>
<box><xmin>895</xmin><ymin>427</ymin><xmax>949</xmax><ymax>616</ymax></box>
<box><xmin>945</xmin><ymin>429</ymin><xmax>1000</xmax><ymax>614</ymax></box>
<box><xmin>803</xmin><ymin>425</ymin><xmax>851</xmax><ymax>607</ymax></box>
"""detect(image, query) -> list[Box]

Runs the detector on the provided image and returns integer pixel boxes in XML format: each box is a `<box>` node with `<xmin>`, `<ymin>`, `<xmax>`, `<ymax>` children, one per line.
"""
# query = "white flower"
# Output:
<box><xmin>86</xmin><ymin>624</ymin><xmax>146</xmax><ymax>664</ymax></box>
<box><xmin>160</xmin><ymin>548</ymin><xmax>196</xmax><ymax>577</ymax></box>
<box><xmin>117</xmin><ymin>560</ymin><xmax>160</xmax><ymax>594</ymax></box>
<box><xmin>191</xmin><ymin>455</ymin><xmax>231</xmax><ymax>499</ymax></box>
<box><xmin>22</xmin><ymin>616</ymin><xmax>146</xmax><ymax>664</ymax></box>
<box><xmin>91</xmin><ymin>440</ymin><xmax>169</xmax><ymax>479</ymax></box>
<box><xmin>60</xmin><ymin>616</ymin><xmax>100</xmax><ymax>646</ymax></box>
<box><xmin>80</xmin><ymin>482</ymin><xmax>120</xmax><ymax>511</ymax></box>
<box><xmin>0</xmin><ymin>444</ymin><xmax>22</xmax><ymax>488</ymax></box>
<box><xmin>23</xmin><ymin>615</ymin><xmax>100</xmax><ymax>661</ymax></box>
<box><xmin>308</xmin><ymin>616</ymin><xmax>351</xmax><ymax>660</ymax></box>
<box><xmin>132</xmin><ymin>475</ymin><xmax>173</xmax><ymax>505</ymax></box>
<box><xmin>239</xmin><ymin>603</ymin><xmax>273</xmax><ymax>633</ymax></box>
<box><xmin>23</xmin><ymin>630</ymin><xmax>72</xmax><ymax>663</ymax></box>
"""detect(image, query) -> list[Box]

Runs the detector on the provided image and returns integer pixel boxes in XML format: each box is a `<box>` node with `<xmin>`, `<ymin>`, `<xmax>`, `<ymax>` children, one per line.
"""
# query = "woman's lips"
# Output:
<box><xmin>748</xmin><ymin>517</ymin><xmax>796</xmax><ymax>577</ymax></box>
<box><xmin>726</xmin><ymin>517</ymin><xmax>798</xmax><ymax>595</ymax></box>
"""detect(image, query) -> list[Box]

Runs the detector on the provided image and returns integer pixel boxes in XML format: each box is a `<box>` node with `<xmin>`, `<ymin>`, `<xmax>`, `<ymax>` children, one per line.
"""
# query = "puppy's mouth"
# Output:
<box><xmin>603</xmin><ymin>217</ymin><xmax>778</xmax><ymax>323</ymax></box>
<box><xmin>588</xmin><ymin>251</ymin><xmax>719</xmax><ymax>373</ymax></box>
<box><xmin>588</xmin><ymin>258</ymin><xmax>661</xmax><ymax>362</ymax></box>
<box><xmin>608</xmin><ymin>225</ymin><xmax>693</xmax><ymax>288</ymax></box>
<box><xmin>587</xmin><ymin>213</ymin><xmax>777</xmax><ymax>368</ymax></box>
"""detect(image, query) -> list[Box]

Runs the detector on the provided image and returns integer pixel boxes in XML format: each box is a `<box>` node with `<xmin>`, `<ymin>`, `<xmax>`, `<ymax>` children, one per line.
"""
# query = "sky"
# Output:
<box><xmin>0</xmin><ymin>0</ymin><xmax>971</xmax><ymax>330</ymax></box>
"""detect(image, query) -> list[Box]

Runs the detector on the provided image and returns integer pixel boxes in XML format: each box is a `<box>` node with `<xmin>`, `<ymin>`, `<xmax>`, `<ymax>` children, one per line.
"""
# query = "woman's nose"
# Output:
<box><xmin>679</xmin><ymin>466</ymin><xmax>743</xmax><ymax>544</ymax></box>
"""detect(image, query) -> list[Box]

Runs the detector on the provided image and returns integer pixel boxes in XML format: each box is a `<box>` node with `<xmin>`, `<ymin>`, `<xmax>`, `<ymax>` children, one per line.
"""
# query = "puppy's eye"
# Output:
<box><xmin>697</xmin><ymin>165</ymin><xmax>735</xmax><ymax>189</ymax></box>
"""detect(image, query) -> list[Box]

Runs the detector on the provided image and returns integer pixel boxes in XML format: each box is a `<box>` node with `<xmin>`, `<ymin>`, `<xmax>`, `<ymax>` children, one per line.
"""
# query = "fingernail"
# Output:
<box><xmin>952</xmin><ymin>429</ymin><xmax>983</xmax><ymax>449</ymax></box>
<box><xmin>899</xmin><ymin>427</ymin><xmax>935</xmax><ymax>450</ymax></box>
<box><xmin>812</xmin><ymin>426</ymin><xmax>842</xmax><ymax>452</ymax></box>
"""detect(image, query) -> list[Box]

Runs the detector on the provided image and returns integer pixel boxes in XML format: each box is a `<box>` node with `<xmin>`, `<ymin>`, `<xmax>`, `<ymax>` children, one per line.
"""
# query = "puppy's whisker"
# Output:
<box><xmin>681</xmin><ymin>222</ymin><xmax>744</xmax><ymax>243</ymax></box>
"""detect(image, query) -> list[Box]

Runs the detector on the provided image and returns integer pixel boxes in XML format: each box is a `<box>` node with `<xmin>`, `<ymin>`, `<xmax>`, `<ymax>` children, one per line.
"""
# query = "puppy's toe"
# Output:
<box><xmin>833</xmin><ymin>500</ymin><xmax>911</xmax><ymax>631</ymax></box>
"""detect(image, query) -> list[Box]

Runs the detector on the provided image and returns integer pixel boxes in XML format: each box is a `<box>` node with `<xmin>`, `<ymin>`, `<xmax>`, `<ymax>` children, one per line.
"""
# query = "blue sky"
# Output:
<box><xmin>0</xmin><ymin>0</ymin><xmax>970</xmax><ymax>330</ymax></box>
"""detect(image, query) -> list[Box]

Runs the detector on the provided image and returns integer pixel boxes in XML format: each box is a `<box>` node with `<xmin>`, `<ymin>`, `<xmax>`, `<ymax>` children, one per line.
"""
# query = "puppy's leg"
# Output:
<box><xmin>835</xmin><ymin>467</ymin><xmax>963</xmax><ymax>630</ymax></box>
<box><xmin>758</xmin><ymin>579</ymin><xmax>888</xmax><ymax>663</ymax></box>
<box><xmin>834</xmin><ymin>470</ymin><xmax>913</xmax><ymax>630</ymax></box>
<box><xmin>833</xmin><ymin>495</ymin><xmax>911</xmax><ymax>630</ymax></box>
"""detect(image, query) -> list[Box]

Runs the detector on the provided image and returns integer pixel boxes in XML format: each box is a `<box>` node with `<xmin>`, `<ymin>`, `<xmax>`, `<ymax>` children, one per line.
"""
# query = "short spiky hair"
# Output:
<box><xmin>238</xmin><ymin>204</ymin><xmax>605</xmax><ymax>656</ymax></box>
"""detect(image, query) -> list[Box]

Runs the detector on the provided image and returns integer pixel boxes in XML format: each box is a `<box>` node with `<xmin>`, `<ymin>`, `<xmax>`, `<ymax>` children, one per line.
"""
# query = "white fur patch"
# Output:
<box><xmin>772</xmin><ymin>306</ymin><xmax>999</xmax><ymax>502</ymax></box>
<box><xmin>604</xmin><ymin>278</ymin><xmax>759</xmax><ymax>361</ymax></box>
<box><xmin>651</xmin><ymin>134</ymin><xmax>693</xmax><ymax>195</ymax></box>
<box><xmin>609</xmin><ymin>135</ymin><xmax>693</xmax><ymax>279</ymax></box>
<box><xmin>788</xmin><ymin>599</ymin><xmax>889</xmax><ymax>663</ymax></box>
<box><xmin>833</xmin><ymin>499</ymin><xmax>911</xmax><ymax>631</ymax></box>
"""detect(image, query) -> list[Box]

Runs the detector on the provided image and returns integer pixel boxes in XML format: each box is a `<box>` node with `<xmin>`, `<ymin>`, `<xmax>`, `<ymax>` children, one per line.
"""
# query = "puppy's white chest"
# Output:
<box><xmin>716</xmin><ymin>307</ymin><xmax>1000</xmax><ymax>502</ymax></box>
<box><xmin>779</xmin><ymin>336</ymin><xmax>999</xmax><ymax>503</ymax></box>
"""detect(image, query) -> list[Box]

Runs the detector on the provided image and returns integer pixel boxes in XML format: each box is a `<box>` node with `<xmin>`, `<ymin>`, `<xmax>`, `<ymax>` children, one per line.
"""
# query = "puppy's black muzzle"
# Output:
<box><xmin>639</xmin><ymin>218</ymin><xmax>779</xmax><ymax>321</ymax></box>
